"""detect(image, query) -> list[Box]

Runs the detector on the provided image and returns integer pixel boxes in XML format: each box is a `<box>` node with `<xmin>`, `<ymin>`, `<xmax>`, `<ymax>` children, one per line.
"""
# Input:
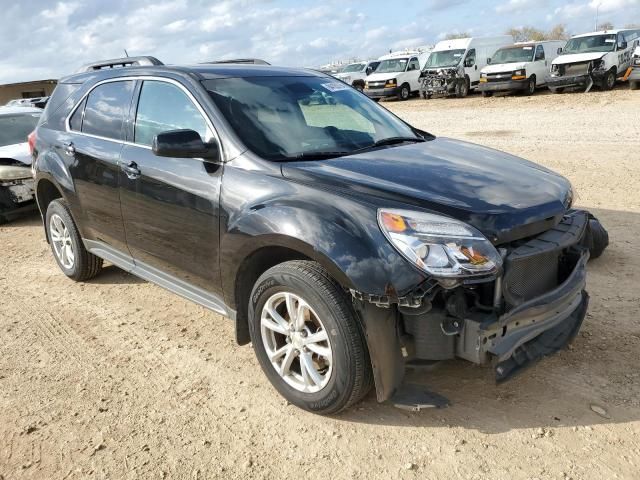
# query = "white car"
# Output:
<box><xmin>334</xmin><ymin>60</ymin><xmax>381</xmax><ymax>91</ymax></box>
<box><xmin>478</xmin><ymin>41</ymin><xmax>565</xmax><ymax>96</ymax></box>
<box><xmin>364</xmin><ymin>51</ymin><xmax>430</xmax><ymax>101</ymax></box>
<box><xmin>0</xmin><ymin>106</ymin><xmax>41</xmax><ymax>223</ymax></box>
<box><xmin>548</xmin><ymin>29</ymin><xmax>640</xmax><ymax>93</ymax></box>
<box><xmin>420</xmin><ymin>36</ymin><xmax>512</xmax><ymax>98</ymax></box>
<box><xmin>627</xmin><ymin>45</ymin><xmax>640</xmax><ymax>90</ymax></box>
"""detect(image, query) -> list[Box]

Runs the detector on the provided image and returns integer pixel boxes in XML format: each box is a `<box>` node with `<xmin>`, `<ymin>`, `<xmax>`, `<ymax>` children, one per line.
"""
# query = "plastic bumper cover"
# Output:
<box><xmin>364</xmin><ymin>87</ymin><xmax>399</xmax><ymax>98</ymax></box>
<box><xmin>478</xmin><ymin>79</ymin><xmax>528</xmax><ymax>92</ymax></box>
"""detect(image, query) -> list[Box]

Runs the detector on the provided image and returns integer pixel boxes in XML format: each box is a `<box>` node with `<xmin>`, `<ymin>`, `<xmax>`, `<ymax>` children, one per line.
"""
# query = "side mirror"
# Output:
<box><xmin>486</xmin><ymin>58</ymin><xmax>491</xmax><ymax>64</ymax></box>
<box><xmin>464</xmin><ymin>58</ymin><xmax>475</xmax><ymax>68</ymax></box>
<box><xmin>619</xmin><ymin>41</ymin><xmax>628</xmax><ymax>50</ymax></box>
<box><xmin>557</xmin><ymin>47</ymin><xmax>563</xmax><ymax>54</ymax></box>
<box><xmin>366</xmin><ymin>67</ymin><xmax>372</xmax><ymax>75</ymax></box>
<box><xmin>152</xmin><ymin>129</ymin><xmax>219</xmax><ymax>160</ymax></box>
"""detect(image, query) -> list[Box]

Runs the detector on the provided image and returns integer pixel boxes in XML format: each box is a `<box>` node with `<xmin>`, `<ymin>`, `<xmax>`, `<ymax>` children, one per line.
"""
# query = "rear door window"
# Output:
<box><xmin>81</xmin><ymin>81</ymin><xmax>135</xmax><ymax>141</ymax></box>
<box><xmin>134</xmin><ymin>80</ymin><xmax>209</xmax><ymax>147</ymax></box>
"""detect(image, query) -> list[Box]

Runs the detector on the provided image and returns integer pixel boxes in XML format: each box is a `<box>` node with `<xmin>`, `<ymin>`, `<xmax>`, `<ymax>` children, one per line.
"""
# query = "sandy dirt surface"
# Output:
<box><xmin>2</xmin><ymin>87</ymin><xmax>640</xmax><ymax>480</ymax></box>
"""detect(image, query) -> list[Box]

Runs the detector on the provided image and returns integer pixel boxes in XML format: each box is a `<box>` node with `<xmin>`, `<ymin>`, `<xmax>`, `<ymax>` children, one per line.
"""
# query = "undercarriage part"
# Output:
<box><xmin>390</xmin><ymin>383</ymin><xmax>450</xmax><ymax>411</ymax></box>
<box><xmin>403</xmin><ymin>310</ymin><xmax>455</xmax><ymax>360</ymax></box>
<box><xmin>495</xmin><ymin>290</ymin><xmax>588</xmax><ymax>382</ymax></box>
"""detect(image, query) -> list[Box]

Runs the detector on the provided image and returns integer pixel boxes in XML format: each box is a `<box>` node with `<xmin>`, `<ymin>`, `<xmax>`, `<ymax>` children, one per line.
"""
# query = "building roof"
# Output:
<box><xmin>0</xmin><ymin>79</ymin><xmax>57</xmax><ymax>88</ymax></box>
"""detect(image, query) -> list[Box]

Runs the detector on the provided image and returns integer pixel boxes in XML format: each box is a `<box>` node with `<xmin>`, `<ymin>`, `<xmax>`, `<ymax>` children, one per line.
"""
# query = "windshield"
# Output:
<box><xmin>376</xmin><ymin>58</ymin><xmax>408</xmax><ymax>73</ymax></box>
<box><xmin>341</xmin><ymin>63</ymin><xmax>365</xmax><ymax>73</ymax></box>
<box><xmin>0</xmin><ymin>113</ymin><xmax>40</xmax><ymax>147</ymax></box>
<box><xmin>203</xmin><ymin>76</ymin><xmax>419</xmax><ymax>160</ymax></box>
<box><xmin>563</xmin><ymin>34</ymin><xmax>616</xmax><ymax>54</ymax></box>
<box><xmin>425</xmin><ymin>49</ymin><xmax>466</xmax><ymax>68</ymax></box>
<box><xmin>491</xmin><ymin>46</ymin><xmax>535</xmax><ymax>64</ymax></box>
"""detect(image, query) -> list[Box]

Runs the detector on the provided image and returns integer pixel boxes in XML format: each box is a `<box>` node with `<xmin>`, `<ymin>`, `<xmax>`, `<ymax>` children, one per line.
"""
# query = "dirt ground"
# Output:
<box><xmin>2</xmin><ymin>86</ymin><xmax>640</xmax><ymax>480</ymax></box>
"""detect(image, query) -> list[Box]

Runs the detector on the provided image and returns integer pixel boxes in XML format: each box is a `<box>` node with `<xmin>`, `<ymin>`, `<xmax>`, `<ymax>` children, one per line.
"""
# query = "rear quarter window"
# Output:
<box><xmin>38</xmin><ymin>83</ymin><xmax>82</xmax><ymax>130</ymax></box>
<box><xmin>81</xmin><ymin>81</ymin><xmax>135</xmax><ymax>141</ymax></box>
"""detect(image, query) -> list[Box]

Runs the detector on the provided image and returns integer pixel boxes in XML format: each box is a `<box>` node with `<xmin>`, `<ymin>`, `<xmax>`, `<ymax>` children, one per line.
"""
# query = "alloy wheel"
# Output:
<box><xmin>49</xmin><ymin>213</ymin><xmax>75</xmax><ymax>269</ymax></box>
<box><xmin>260</xmin><ymin>292</ymin><xmax>333</xmax><ymax>393</ymax></box>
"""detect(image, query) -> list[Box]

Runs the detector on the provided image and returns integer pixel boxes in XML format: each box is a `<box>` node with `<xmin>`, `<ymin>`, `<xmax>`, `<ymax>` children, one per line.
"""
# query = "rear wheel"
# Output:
<box><xmin>248</xmin><ymin>261</ymin><xmax>373</xmax><ymax>414</ymax></box>
<box><xmin>45</xmin><ymin>199</ymin><xmax>103</xmax><ymax>281</ymax></box>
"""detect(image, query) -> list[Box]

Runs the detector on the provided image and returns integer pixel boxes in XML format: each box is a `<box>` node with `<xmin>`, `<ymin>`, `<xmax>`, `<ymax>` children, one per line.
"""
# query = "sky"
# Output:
<box><xmin>1</xmin><ymin>0</ymin><xmax>639</xmax><ymax>84</ymax></box>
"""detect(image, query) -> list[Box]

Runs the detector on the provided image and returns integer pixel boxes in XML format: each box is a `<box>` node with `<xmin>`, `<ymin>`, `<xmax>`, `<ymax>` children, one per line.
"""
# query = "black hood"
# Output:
<box><xmin>282</xmin><ymin>137</ymin><xmax>571</xmax><ymax>244</ymax></box>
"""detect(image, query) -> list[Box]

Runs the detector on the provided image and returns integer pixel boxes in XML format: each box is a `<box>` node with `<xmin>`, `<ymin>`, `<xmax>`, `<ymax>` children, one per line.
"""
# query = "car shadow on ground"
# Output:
<box><xmin>335</xmin><ymin>207</ymin><xmax>640</xmax><ymax>433</ymax></box>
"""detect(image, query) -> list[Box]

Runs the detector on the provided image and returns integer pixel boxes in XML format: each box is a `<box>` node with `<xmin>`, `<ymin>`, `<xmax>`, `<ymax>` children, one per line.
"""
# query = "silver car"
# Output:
<box><xmin>0</xmin><ymin>106</ymin><xmax>41</xmax><ymax>223</ymax></box>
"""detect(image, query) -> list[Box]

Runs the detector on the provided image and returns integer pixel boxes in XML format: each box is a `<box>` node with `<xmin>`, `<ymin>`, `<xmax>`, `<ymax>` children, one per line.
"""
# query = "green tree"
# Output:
<box><xmin>506</xmin><ymin>24</ymin><xmax>569</xmax><ymax>42</ymax></box>
<box><xmin>597</xmin><ymin>21</ymin><xmax>615</xmax><ymax>31</ymax></box>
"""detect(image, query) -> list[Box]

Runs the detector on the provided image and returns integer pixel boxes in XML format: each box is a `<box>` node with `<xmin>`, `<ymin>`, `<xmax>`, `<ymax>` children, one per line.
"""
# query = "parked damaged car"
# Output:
<box><xmin>420</xmin><ymin>36</ymin><xmax>512</xmax><ymax>99</ymax></box>
<box><xmin>627</xmin><ymin>45</ymin><xmax>640</xmax><ymax>90</ymax></box>
<box><xmin>0</xmin><ymin>106</ymin><xmax>41</xmax><ymax>223</ymax></box>
<box><xmin>32</xmin><ymin>57</ymin><xmax>609</xmax><ymax>414</ymax></box>
<box><xmin>548</xmin><ymin>29</ymin><xmax>640</xmax><ymax>93</ymax></box>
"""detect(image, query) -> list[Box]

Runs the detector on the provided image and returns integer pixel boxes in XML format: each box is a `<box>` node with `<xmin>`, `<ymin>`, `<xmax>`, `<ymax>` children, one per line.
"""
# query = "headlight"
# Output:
<box><xmin>480</xmin><ymin>72</ymin><xmax>487</xmax><ymax>78</ymax></box>
<box><xmin>512</xmin><ymin>69</ymin><xmax>526</xmax><ymax>79</ymax></box>
<box><xmin>384</xmin><ymin>78</ymin><xmax>397</xmax><ymax>88</ymax></box>
<box><xmin>591</xmin><ymin>59</ymin><xmax>605</xmax><ymax>71</ymax></box>
<box><xmin>633</xmin><ymin>56</ymin><xmax>640</xmax><ymax>66</ymax></box>
<box><xmin>378</xmin><ymin>209</ymin><xmax>502</xmax><ymax>278</ymax></box>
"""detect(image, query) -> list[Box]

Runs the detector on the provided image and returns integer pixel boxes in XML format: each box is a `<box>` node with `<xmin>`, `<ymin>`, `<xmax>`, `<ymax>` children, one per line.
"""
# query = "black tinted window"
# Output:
<box><xmin>69</xmin><ymin>98</ymin><xmax>86</xmax><ymax>131</ymax></box>
<box><xmin>0</xmin><ymin>113</ymin><xmax>41</xmax><ymax>147</ymax></box>
<box><xmin>82</xmin><ymin>81</ymin><xmax>134</xmax><ymax>140</ymax></box>
<box><xmin>134</xmin><ymin>81</ymin><xmax>208</xmax><ymax>146</ymax></box>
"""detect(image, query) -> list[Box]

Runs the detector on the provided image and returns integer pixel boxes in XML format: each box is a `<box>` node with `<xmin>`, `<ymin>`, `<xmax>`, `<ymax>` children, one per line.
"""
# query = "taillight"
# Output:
<box><xmin>28</xmin><ymin>130</ymin><xmax>36</xmax><ymax>156</ymax></box>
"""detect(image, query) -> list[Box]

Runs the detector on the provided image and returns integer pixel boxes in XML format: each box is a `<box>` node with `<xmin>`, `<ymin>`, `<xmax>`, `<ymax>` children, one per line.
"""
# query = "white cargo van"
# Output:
<box><xmin>420</xmin><ymin>36</ymin><xmax>512</xmax><ymax>98</ymax></box>
<box><xmin>478</xmin><ymin>40</ymin><xmax>565</xmax><ymax>96</ymax></box>
<box><xmin>334</xmin><ymin>60</ymin><xmax>381</xmax><ymax>91</ymax></box>
<box><xmin>364</xmin><ymin>50</ymin><xmax>430</xmax><ymax>101</ymax></box>
<box><xmin>628</xmin><ymin>45</ymin><xmax>640</xmax><ymax>90</ymax></box>
<box><xmin>548</xmin><ymin>29</ymin><xmax>640</xmax><ymax>93</ymax></box>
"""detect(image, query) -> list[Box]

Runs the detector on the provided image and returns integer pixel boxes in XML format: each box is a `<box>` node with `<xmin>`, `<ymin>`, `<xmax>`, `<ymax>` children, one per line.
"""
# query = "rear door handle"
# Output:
<box><xmin>63</xmin><ymin>141</ymin><xmax>75</xmax><ymax>156</ymax></box>
<box><xmin>121</xmin><ymin>161</ymin><xmax>141</xmax><ymax>179</ymax></box>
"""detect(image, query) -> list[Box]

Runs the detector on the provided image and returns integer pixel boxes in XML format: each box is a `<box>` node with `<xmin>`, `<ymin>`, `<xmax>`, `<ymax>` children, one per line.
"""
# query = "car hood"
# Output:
<box><xmin>281</xmin><ymin>138</ymin><xmax>571</xmax><ymax>244</ymax></box>
<box><xmin>367</xmin><ymin>72</ymin><xmax>403</xmax><ymax>82</ymax></box>
<box><xmin>0</xmin><ymin>142</ymin><xmax>31</xmax><ymax>165</ymax></box>
<box><xmin>553</xmin><ymin>52</ymin><xmax>606</xmax><ymax>65</ymax></box>
<box><xmin>482</xmin><ymin>62</ymin><xmax>528</xmax><ymax>74</ymax></box>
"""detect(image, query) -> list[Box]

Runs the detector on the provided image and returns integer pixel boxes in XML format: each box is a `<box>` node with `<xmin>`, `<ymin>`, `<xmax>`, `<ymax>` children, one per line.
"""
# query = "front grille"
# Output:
<box><xmin>562</xmin><ymin>62</ymin><xmax>590</xmax><ymax>76</ymax></box>
<box><xmin>485</xmin><ymin>72</ymin><xmax>512</xmax><ymax>82</ymax></box>
<box><xmin>367</xmin><ymin>81</ymin><xmax>385</xmax><ymax>89</ymax></box>
<box><xmin>502</xmin><ymin>212</ymin><xmax>588</xmax><ymax>308</ymax></box>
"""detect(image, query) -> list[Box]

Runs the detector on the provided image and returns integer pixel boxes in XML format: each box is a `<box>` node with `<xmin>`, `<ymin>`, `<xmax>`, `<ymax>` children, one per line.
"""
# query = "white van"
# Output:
<box><xmin>478</xmin><ymin>41</ymin><xmax>565</xmax><ymax>96</ymax></box>
<box><xmin>548</xmin><ymin>29</ymin><xmax>640</xmax><ymax>92</ymax></box>
<box><xmin>333</xmin><ymin>60</ymin><xmax>381</xmax><ymax>91</ymax></box>
<box><xmin>364</xmin><ymin>50</ymin><xmax>430</xmax><ymax>101</ymax></box>
<box><xmin>628</xmin><ymin>45</ymin><xmax>640</xmax><ymax>90</ymax></box>
<box><xmin>420</xmin><ymin>36</ymin><xmax>512</xmax><ymax>98</ymax></box>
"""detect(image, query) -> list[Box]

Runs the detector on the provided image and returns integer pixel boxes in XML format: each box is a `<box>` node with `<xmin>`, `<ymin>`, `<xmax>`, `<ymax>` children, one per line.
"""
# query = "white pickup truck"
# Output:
<box><xmin>479</xmin><ymin>41</ymin><xmax>565</xmax><ymax>96</ymax></box>
<box><xmin>548</xmin><ymin>29</ymin><xmax>640</xmax><ymax>93</ymax></box>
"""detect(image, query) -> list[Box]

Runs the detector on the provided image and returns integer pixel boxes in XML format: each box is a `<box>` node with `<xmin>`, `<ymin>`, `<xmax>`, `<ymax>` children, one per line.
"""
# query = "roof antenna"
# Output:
<box><xmin>124</xmin><ymin>49</ymin><xmax>129</xmax><ymax>58</ymax></box>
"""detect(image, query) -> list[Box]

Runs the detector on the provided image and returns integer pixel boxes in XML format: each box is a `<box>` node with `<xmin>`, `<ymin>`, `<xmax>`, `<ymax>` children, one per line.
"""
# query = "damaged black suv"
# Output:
<box><xmin>32</xmin><ymin>56</ymin><xmax>608</xmax><ymax>414</ymax></box>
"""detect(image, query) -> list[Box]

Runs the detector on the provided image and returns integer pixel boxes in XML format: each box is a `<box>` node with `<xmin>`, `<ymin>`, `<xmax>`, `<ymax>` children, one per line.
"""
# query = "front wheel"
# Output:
<box><xmin>525</xmin><ymin>76</ymin><xmax>536</xmax><ymax>96</ymax></box>
<box><xmin>603</xmin><ymin>70</ymin><xmax>616</xmax><ymax>91</ymax></box>
<box><xmin>397</xmin><ymin>83</ymin><xmax>410</xmax><ymax>101</ymax></box>
<box><xmin>45</xmin><ymin>199</ymin><xmax>103</xmax><ymax>281</ymax></box>
<box><xmin>455</xmin><ymin>78</ymin><xmax>469</xmax><ymax>98</ymax></box>
<box><xmin>248</xmin><ymin>261</ymin><xmax>373</xmax><ymax>414</ymax></box>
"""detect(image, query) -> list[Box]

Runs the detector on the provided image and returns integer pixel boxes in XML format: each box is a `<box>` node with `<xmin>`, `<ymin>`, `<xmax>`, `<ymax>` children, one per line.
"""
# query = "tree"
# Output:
<box><xmin>624</xmin><ymin>23</ymin><xmax>640</xmax><ymax>29</ymax></box>
<box><xmin>597</xmin><ymin>21</ymin><xmax>615</xmax><ymax>31</ymax></box>
<box><xmin>506</xmin><ymin>24</ymin><xmax>569</xmax><ymax>42</ymax></box>
<box><xmin>444</xmin><ymin>32</ymin><xmax>470</xmax><ymax>40</ymax></box>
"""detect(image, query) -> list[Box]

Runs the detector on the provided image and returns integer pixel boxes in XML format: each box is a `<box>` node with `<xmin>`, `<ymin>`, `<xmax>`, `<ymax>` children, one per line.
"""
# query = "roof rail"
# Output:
<box><xmin>202</xmin><ymin>58</ymin><xmax>271</xmax><ymax>65</ymax></box>
<box><xmin>77</xmin><ymin>56</ymin><xmax>164</xmax><ymax>73</ymax></box>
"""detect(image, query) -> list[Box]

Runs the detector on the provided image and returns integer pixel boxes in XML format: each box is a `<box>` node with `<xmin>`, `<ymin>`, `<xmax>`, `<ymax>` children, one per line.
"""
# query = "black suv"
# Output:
<box><xmin>32</xmin><ymin>56</ymin><xmax>608</xmax><ymax>414</ymax></box>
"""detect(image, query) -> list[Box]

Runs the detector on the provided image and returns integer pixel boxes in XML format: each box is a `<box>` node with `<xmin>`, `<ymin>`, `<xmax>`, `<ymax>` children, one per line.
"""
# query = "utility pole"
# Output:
<box><xmin>594</xmin><ymin>3</ymin><xmax>600</xmax><ymax>31</ymax></box>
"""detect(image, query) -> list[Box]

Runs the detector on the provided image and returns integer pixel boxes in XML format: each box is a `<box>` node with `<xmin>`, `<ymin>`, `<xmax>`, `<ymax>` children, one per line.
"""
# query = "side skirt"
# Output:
<box><xmin>84</xmin><ymin>239</ymin><xmax>236</xmax><ymax>320</ymax></box>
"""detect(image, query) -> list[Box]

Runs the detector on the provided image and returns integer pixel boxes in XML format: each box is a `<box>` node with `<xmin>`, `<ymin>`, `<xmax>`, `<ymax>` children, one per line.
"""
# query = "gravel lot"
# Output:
<box><xmin>1</xmin><ymin>87</ymin><xmax>639</xmax><ymax>480</ymax></box>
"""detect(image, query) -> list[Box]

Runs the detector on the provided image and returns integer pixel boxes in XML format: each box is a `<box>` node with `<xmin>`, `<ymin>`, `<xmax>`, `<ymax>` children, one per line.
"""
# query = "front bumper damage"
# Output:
<box><xmin>0</xmin><ymin>164</ymin><xmax>36</xmax><ymax>223</ymax></box>
<box><xmin>353</xmin><ymin>210</ymin><xmax>600</xmax><ymax>407</ymax></box>
<box><xmin>420</xmin><ymin>69</ymin><xmax>462</xmax><ymax>96</ymax></box>
<box><xmin>547</xmin><ymin>60</ymin><xmax>609</xmax><ymax>92</ymax></box>
<box><xmin>478</xmin><ymin>78</ymin><xmax>529</xmax><ymax>93</ymax></box>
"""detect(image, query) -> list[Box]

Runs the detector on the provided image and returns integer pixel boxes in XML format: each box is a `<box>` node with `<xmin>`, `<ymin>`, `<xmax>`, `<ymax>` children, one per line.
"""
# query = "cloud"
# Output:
<box><xmin>495</xmin><ymin>0</ymin><xmax>547</xmax><ymax>14</ymax></box>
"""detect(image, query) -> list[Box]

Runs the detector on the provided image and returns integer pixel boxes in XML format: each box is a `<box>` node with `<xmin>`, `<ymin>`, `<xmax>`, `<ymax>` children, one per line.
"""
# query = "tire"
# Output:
<box><xmin>455</xmin><ymin>77</ymin><xmax>469</xmax><ymax>98</ymax></box>
<box><xmin>45</xmin><ymin>199</ymin><xmax>103</xmax><ymax>281</ymax></box>
<box><xmin>586</xmin><ymin>214</ymin><xmax>609</xmax><ymax>260</ymax></box>
<box><xmin>248</xmin><ymin>260</ymin><xmax>373</xmax><ymax>414</ymax></box>
<box><xmin>629</xmin><ymin>80</ymin><xmax>639</xmax><ymax>91</ymax></box>
<box><xmin>481</xmin><ymin>91</ymin><xmax>493</xmax><ymax>98</ymax></box>
<box><xmin>397</xmin><ymin>83</ymin><xmax>410</xmax><ymax>101</ymax></box>
<box><xmin>352</xmin><ymin>81</ymin><xmax>364</xmax><ymax>92</ymax></box>
<box><xmin>525</xmin><ymin>76</ymin><xmax>536</xmax><ymax>96</ymax></box>
<box><xmin>603</xmin><ymin>70</ymin><xmax>616</xmax><ymax>91</ymax></box>
<box><xmin>550</xmin><ymin>87</ymin><xmax>564</xmax><ymax>94</ymax></box>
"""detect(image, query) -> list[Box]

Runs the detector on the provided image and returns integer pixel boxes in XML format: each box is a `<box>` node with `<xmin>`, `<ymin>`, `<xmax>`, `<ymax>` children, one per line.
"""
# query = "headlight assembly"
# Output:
<box><xmin>378</xmin><ymin>209</ymin><xmax>502</xmax><ymax>278</ymax></box>
<box><xmin>512</xmin><ymin>69</ymin><xmax>526</xmax><ymax>79</ymax></box>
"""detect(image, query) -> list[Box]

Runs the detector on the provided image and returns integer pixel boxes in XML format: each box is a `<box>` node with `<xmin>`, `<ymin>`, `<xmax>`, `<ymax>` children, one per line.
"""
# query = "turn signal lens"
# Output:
<box><xmin>380</xmin><ymin>211</ymin><xmax>407</xmax><ymax>232</ymax></box>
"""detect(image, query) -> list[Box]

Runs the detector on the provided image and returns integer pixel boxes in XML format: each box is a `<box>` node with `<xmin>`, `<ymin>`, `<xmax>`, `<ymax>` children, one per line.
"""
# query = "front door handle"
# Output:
<box><xmin>121</xmin><ymin>161</ymin><xmax>141</xmax><ymax>179</ymax></box>
<box><xmin>63</xmin><ymin>141</ymin><xmax>75</xmax><ymax>156</ymax></box>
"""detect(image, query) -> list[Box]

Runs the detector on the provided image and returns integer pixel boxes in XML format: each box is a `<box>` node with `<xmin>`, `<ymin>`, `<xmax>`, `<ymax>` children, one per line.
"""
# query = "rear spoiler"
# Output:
<box><xmin>77</xmin><ymin>56</ymin><xmax>164</xmax><ymax>73</ymax></box>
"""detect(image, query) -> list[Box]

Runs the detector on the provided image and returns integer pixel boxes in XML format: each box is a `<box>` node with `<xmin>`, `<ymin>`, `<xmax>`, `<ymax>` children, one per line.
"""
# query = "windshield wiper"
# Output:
<box><xmin>346</xmin><ymin>136</ymin><xmax>426</xmax><ymax>155</ymax></box>
<box><xmin>278</xmin><ymin>151</ymin><xmax>349</xmax><ymax>161</ymax></box>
